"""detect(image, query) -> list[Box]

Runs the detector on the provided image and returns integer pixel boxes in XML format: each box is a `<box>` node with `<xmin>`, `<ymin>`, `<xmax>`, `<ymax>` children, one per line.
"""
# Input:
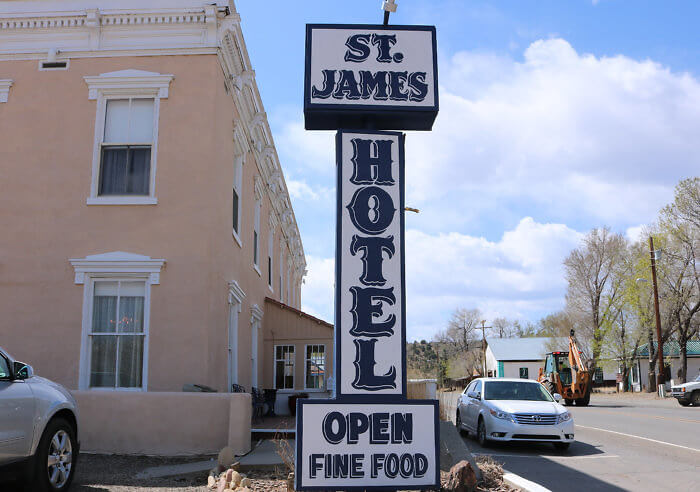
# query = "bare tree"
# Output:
<box><xmin>563</xmin><ymin>227</ymin><xmax>628</xmax><ymax>367</ymax></box>
<box><xmin>491</xmin><ymin>317</ymin><xmax>518</xmax><ymax>338</ymax></box>
<box><xmin>657</xmin><ymin>180</ymin><xmax>700</xmax><ymax>382</ymax></box>
<box><xmin>436</xmin><ymin>308</ymin><xmax>483</xmax><ymax>353</ymax></box>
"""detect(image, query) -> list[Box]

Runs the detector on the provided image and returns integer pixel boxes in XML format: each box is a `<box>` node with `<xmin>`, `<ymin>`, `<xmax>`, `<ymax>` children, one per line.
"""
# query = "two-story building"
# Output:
<box><xmin>0</xmin><ymin>0</ymin><xmax>332</xmax><ymax>455</ymax></box>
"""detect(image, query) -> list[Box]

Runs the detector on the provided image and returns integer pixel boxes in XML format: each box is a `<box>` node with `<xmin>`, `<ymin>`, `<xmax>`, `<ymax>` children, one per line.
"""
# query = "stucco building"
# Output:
<box><xmin>0</xmin><ymin>0</ymin><xmax>332</xmax><ymax>454</ymax></box>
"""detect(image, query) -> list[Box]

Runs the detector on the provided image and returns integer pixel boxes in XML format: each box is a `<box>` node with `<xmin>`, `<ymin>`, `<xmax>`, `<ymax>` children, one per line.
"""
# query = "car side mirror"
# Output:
<box><xmin>13</xmin><ymin>362</ymin><xmax>33</xmax><ymax>380</ymax></box>
<box><xmin>553</xmin><ymin>393</ymin><xmax>562</xmax><ymax>402</ymax></box>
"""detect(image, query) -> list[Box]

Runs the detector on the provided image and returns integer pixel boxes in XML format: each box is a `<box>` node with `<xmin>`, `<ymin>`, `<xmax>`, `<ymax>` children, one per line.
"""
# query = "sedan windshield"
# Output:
<box><xmin>484</xmin><ymin>381</ymin><xmax>553</xmax><ymax>402</ymax></box>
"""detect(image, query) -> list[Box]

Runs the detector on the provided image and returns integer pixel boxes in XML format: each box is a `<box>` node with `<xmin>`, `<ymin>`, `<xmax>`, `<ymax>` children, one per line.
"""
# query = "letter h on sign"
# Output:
<box><xmin>336</xmin><ymin>129</ymin><xmax>406</xmax><ymax>397</ymax></box>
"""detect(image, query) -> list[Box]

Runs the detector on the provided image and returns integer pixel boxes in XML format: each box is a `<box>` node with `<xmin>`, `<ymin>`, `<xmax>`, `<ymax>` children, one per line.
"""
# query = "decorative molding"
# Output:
<box><xmin>0</xmin><ymin>79</ymin><xmax>12</xmax><ymax>102</ymax></box>
<box><xmin>254</xmin><ymin>175</ymin><xmax>264</xmax><ymax>201</ymax></box>
<box><xmin>269</xmin><ymin>212</ymin><xmax>279</xmax><ymax>231</ymax></box>
<box><xmin>84</xmin><ymin>69</ymin><xmax>174</xmax><ymax>99</ymax></box>
<box><xmin>228</xmin><ymin>279</ymin><xmax>246</xmax><ymax>307</ymax></box>
<box><xmin>251</xmin><ymin>303</ymin><xmax>264</xmax><ymax>323</ymax></box>
<box><xmin>70</xmin><ymin>251</ymin><xmax>165</xmax><ymax>284</ymax></box>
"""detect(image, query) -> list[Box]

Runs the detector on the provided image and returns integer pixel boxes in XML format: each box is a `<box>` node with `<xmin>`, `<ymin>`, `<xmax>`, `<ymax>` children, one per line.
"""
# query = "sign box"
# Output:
<box><xmin>304</xmin><ymin>24</ymin><xmax>439</xmax><ymax>130</ymax></box>
<box><xmin>335</xmin><ymin>129</ymin><xmax>406</xmax><ymax>397</ymax></box>
<box><xmin>296</xmin><ymin>400</ymin><xmax>439</xmax><ymax>490</ymax></box>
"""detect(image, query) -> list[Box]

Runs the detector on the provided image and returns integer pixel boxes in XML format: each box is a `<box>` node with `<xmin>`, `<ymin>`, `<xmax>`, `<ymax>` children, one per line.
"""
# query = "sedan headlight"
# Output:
<box><xmin>557</xmin><ymin>411</ymin><xmax>572</xmax><ymax>424</ymax></box>
<box><xmin>490</xmin><ymin>409</ymin><xmax>516</xmax><ymax>423</ymax></box>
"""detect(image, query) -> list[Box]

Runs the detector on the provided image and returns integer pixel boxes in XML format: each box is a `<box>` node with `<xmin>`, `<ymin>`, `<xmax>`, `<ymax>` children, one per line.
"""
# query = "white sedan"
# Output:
<box><xmin>455</xmin><ymin>378</ymin><xmax>574</xmax><ymax>450</ymax></box>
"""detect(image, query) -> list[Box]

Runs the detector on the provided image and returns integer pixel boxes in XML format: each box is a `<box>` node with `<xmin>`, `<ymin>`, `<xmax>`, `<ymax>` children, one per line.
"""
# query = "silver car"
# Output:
<box><xmin>0</xmin><ymin>347</ymin><xmax>79</xmax><ymax>491</ymax></box>
<box><xmin>455</xmin><ymin>378</ymin><xmax>575</xmax><ymax>450</ymax></box>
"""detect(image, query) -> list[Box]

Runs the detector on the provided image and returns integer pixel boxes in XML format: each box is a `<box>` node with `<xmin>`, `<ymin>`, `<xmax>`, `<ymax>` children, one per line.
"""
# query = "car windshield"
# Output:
<box><xmin>695</xmin><ymin>374</ymin><xmax>700</xmax><ymax>382</ymax></box>
<box><xmin>484</xmin><ymin>381</ymin><xmax>553</xmax><ymax>402</ymax></box>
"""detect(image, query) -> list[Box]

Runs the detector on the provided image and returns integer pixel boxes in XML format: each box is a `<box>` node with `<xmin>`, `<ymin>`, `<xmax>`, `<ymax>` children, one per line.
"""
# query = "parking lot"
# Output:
<box><xmin>447</xmin><ymin>392</ymin><xmax>699</xmax><ymax>491</ymax></box>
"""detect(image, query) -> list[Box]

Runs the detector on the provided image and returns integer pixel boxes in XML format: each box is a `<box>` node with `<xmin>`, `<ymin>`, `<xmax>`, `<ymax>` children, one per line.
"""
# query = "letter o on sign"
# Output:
<box><xmin>322</xmin><ymin>411</ymin><xmax>347</xmax><ymax>444</ymax></box>
<box><xmin>347</xmin><ymin>186</ymin><xmax>397</xmax><ymax>235</ymax></box>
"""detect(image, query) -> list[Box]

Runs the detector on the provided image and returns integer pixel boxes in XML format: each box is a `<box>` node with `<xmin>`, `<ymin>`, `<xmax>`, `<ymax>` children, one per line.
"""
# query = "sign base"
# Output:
<box><xmin>295</xmin><ymin>398</ymin><xmax>440</xmax><ymax>490</ymax></box>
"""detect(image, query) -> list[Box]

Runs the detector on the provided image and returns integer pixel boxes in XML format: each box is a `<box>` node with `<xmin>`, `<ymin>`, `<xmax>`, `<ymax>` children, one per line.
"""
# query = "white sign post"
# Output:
<box><xmin>297</xmin><ymin>20</ymin><xmax>440</xmax><ymax>492</ymax></box>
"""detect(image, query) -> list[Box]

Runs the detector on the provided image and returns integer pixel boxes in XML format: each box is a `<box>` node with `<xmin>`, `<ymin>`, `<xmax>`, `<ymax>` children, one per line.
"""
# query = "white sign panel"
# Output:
<box><xmin>304</xmin><ymin>24</ymin><xmax>438</xmax><ymax>130</ymax></box>
<box><xmin>336</xmin><ymin>130</ymin><xmax>405</xmax><ymax>397</ymax></box>
<box><xmin>296</xmin><ymin>401</ymin><xmax>439</xmax><ymax>490</ymax></box>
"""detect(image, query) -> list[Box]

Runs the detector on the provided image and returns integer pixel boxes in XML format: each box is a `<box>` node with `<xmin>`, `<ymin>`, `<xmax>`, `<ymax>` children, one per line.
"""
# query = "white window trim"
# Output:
<box><xmin>0</xmin><ymin>79</ymin><xmax>12</xmax><ymax>103</ymax></box>
<box><xmin>70</xmin><ymin>251</ymin><xmax>165</xmax><ymax>391</ymax></box>
<box><xmin>273</xmin><ymin>344</ymin><xmax>295</xmax><ymax>391</ymax></box>
<box><xmin>227</xmin><ymin>280</ymin><xmax>246</xmax><ymax>391</ymax></box>
<box><xmin>84</xmin><ymin>70</ymin><xmax>174</xmax><ymax>206</ymax></box>
<box><xmin>250</xmin><ymin>304</ymin><xmax>263</xmax><ymax>388</ymax></box>
<box><xmin>304</xmin><ymin>344</ymin><xmax>326</xmax><ymax>392</ymax></box>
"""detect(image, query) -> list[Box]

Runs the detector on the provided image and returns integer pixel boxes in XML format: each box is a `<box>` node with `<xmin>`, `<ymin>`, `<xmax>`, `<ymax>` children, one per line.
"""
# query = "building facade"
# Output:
<box><xmin>0</xmin><ymin>0</ymin><xmax>330</xmax><ymax>452</ymax></box>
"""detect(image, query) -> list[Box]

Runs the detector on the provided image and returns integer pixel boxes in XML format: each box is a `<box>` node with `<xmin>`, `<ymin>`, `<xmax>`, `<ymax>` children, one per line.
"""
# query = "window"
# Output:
<box><xmin>0</xmin><ymin>354</ymin><xmax>10</xmax><ymax>379</ymax></box>
<box><xmin>594</xmin><ymin>367</ymin><xmax>604</xmax><ymax>384</ymax></box>
<box><xmin>232</xmin><ymin>156</ymin><xmax>243</xmax><ymax>243</ymax></box>
<box><xmin>519</xmin><ymin>367</ymin><xmax>529</xmax><ymax>379</ymax></box>
<box><xmin>274</xmin><ymin>345</ymin><xmax>295</xmax><ymax>390</ymax></box>
<box><xmin>89</xmin><ymin>280</ymin><xmax>146</xmax><ymax>389</ymax></box>
<box><xmin>85</xmin><ymin>69</ymin><xmax>173</xmax><ymax>205</ymax></box>
<box><xmin>98</xmin><ymin>98</ymin><xmax>154</xmax><ymax>197</ymax></box>
<box><xmin>305</xmin><ymin>344</ymin><xmax>326</xmax><ymax>390</ymax></box>
<box><xmin>267</xmin><ymin>232</ymin><xmax>273</xmax><ymax>288</ymax></box>
<box><xmin>253</xmin><ymin>198</ymin><xmax>261</xmax><ymax>270</ymax></box>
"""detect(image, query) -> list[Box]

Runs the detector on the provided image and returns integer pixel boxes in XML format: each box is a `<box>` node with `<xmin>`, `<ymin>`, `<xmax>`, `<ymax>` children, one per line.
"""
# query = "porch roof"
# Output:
<box><xmin>637</xmin><ymin>341</ymin><xmax>700</xmax><ymax>358</ymax></box>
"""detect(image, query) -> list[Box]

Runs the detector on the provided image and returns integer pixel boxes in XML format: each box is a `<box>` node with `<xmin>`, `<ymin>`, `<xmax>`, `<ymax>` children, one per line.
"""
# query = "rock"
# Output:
<box><xmin>218</xmin><ymin>446</ymin><xmax>235</xmax><ymax>468</ymax></box>
<box><xmin>444</xmin><ymin>460</ymin><xmax>478</xmax><ymax>492</ymax></box>
<box><xmin>207</xmin><ymin>475</ymin><xmax>216</xmax><ymax>489</ymax></box>
<box><xmin>230</xmin><ymin>470</ymin><xmax>242</xmax><ymax>488</ymax></box>
<box><xmin>224</xmin><ymin>469</ymin><xmax>234</xmax><ymax>484</ymax></box>
<box><xmin>239</xmin><ymin>477</ymin><xmax>252</xmax><ymax>488</ymax></box>
<box><xmin>287</xmin><ymin>472</ymin><xmax>295</xmax><ymax>491</ymax></box>
<box><xmin>230</xmin><ymin>461</ymin><xmax>240</xmax><ymax>471</ymax></box>
<box><xmin>216</xmin><ymin>477</ymin><xmax>227</xmax><ymax>492</ymax></box>
<box><xmin>236</xmin><ymin>488</ymin><xmax>251</xmax><ymax>492</ymax></box>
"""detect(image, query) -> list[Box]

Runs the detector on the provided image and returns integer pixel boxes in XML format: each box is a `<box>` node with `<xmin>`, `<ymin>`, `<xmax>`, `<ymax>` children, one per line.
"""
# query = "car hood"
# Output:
<box><xmin>487</xmin><ymin>400</ymin><xmax>563</xmax><ymax>414</ymax></box>
<box><xmin>672</xmin><ymin>382</ymin><xmax>699</xmax><ymax>390</ymax></box>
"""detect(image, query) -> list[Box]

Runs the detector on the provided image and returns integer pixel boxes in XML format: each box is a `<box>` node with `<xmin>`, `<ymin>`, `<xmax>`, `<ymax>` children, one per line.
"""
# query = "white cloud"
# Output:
<box><xmin>302</xmin><ymin>217</ymin><xmax>583</xmax><ymax>341</ymax></box>
<box><xmin>625</xmin><ymin>224</ymin><xmax>645</xmax><ymax>243</ymax></box>
<box><xmin>406</xmin><ymin>38</ymin><xmax>698</xmax><ymax>227</ymax></box>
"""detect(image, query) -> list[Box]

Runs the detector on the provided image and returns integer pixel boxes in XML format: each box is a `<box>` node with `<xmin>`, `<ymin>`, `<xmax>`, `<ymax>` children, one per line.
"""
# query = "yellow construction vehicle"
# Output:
<box><xmin>538</xmin><ymin>330</ymin><xmax>592</xmax><ymax>406</ymax></box>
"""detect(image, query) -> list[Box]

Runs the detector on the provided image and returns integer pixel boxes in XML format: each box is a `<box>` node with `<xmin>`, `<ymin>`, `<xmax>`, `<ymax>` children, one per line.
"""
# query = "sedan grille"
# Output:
<box><xmin>513</xmin><ymin>413</ymin><xmax>558</xmax><ymax>425</ymax></box>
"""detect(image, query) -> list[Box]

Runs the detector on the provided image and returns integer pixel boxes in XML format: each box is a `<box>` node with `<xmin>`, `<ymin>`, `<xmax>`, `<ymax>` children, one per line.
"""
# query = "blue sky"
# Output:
<box><xmin>235</xmin><ymin>0</ymin><xmax>700</xmax><ymax>340</ymax></box>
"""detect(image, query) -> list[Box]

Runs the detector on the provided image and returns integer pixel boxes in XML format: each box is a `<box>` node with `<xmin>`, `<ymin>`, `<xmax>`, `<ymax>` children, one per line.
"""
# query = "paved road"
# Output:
<box><xmin>454</xmin><ymin>393</ymin><xmax>699</xmax><ymax>491</ymax></box>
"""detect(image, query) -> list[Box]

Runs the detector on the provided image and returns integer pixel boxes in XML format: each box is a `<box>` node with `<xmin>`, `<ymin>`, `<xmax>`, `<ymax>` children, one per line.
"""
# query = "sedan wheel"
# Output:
<box><xmin>47</xmin><ymin>430</ymin><xmax>72</xmax><ymax>488</ymax></box>
<box><xmin>693</xmin><ymin>391</ymin><xmax>700</xmax><ymax>406</ymax></box>
<box><xmin>34</xmin><ymin>418</ymin><xmax>76</xmax><ymax>492</ymax></box>
<box><xmin>477</xmin><ymin>418</ymin><xmax>489</xmax><ymax>447</ymax></box>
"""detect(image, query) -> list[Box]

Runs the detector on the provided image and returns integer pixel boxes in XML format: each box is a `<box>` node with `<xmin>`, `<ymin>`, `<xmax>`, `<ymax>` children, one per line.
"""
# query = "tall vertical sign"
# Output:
<box><xmin>297</xmin><ymin>23</ymin><xmax>439</xmax><ymax>491</ymax></box>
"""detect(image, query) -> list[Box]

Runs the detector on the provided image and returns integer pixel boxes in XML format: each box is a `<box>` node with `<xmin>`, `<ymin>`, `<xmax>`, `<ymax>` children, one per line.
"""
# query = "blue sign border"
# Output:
<box><xmin>334</xmin><ymin>129</ymin><xmax>407</xmax><ymax>399</ymax></box>
<box><xmin>304</xmin><ymin>24</ymin><xmax>439</xmax><ymax>131</ymax></box>
<box><xmin>295</xmin><ymin>397</ymin><xmax>441</xmax><ymax>491</ymax></box>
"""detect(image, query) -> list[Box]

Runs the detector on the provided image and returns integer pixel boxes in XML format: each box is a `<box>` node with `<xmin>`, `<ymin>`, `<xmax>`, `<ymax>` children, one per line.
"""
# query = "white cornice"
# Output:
<box><xmin>0</xmin><ymin>79</ymin><xmax>12</xmax><ymax>102</ymax></box>
<box><xmin>84</xmin><ymin>69</ymin><xmax>174</xmax><ymax>99</ymax></box>
<box><xmin>70</xmin><ymin>251</ymin><xmax>166</xmax><ymax>284</ymax></box>
<box><xmin>228</xmin><ymin>279</ymin><xmax>246</xmax><ymax>306</ymax></box>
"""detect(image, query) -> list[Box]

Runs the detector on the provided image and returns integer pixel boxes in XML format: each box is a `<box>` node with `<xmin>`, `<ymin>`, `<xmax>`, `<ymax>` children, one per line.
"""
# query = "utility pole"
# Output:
<box><xmin>480</xmin><ymin>320</ymin><xmax>491</xmax><ymax>376</ymax></box>
<box><xmin>649</xmin><ymin>236</ymin><xmax>664</xmax><ymax>387</ymax></box>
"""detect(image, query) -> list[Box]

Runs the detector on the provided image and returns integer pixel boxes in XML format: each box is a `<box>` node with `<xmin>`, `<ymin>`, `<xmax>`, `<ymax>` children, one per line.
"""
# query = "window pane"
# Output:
<box><xmin>99</xmin><ymin>147</ymin><xmax>128</xmax><ymax>195</ymax></box>
<box><xmin>104</xmin><ymin>99</ymin><xmax>130</xmax><ymax>143</ymax></box>
<box><xmin>253</xmin><ymin>231</ymin><xmax>258</xmax><ymax>265</ymax></box>
<box><xmin>90</xmin><ymin>335</ymin><xmax>117</xmax><ymax>387</ymax></box>
<box><xmin>126</xmin><ymin>147</ymin><xmax>151</xmax><ymax>194</ymax></box>
<box><xmin>118</xmin><ymin>335</ymin><xmax>144</xmax><ymax>387</ymax></box>
<box><xmin>92</xmin><ymin>296</ymin><xmax>117</xmax><ymax>333</ymax></box>
<box><xmin>129</xmin><ymin>99</ymin><xmax>154</xmax><ymax>142</ymax></box>
<box><xmin>118</xmin><ymin>296</ymin><xmax>144</xmax><ymax>333</ymax></box>
<box><xmin>232</xmin><ymin>189</ymin><xmax>239</xmax><ymax>233</ymax></box>
<box><xmin>275</xmin><ymin>361</ymin><xmax>285</xmax><ymax>389</ymax></box>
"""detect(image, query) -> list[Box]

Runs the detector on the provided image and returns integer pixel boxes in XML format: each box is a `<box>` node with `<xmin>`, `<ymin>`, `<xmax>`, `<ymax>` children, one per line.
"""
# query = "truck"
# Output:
<box><xmin>670</xmin><ymin>373</ymin><xmax>700</xmax><ymax>406</ymax></box>
<box><xmin>538</xmin><ymin>330</ymin><xmax>592</xmax><ymax>406</ymax></box>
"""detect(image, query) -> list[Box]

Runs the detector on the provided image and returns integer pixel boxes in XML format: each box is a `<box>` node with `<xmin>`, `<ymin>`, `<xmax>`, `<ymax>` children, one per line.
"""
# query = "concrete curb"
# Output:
<box><xmin>503</xmin><ymin>472</ymin><xmax>552</xmax><ymax>492</ymax></box>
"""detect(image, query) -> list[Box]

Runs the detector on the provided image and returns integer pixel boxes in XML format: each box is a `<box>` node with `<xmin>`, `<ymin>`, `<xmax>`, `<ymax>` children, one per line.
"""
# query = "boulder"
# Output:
<box><xmin>207</xmin><ymin>475</ymin><xmax>216</xmax><ymax>489</ymax></box>
<box><xmin>444</xmin><ymin>460</ymin><xmax>478</xmax><ymax>492</ymax></box>
<box><xmin>240</xmin><ymin>477</ymin><xmax>252</xmax><ymax>488</ymax></box>
<box><xmin>229</xmin><ymin>470</ymin><xmax>242</xmax><ymax>488</ymax></box>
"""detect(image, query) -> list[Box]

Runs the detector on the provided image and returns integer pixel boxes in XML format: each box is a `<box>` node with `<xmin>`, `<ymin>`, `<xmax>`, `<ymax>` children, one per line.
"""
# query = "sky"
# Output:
<box><xmin>234</xmin><ymin>0</ymin><xmax>700</xmax><ymax>341</ymax></box>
